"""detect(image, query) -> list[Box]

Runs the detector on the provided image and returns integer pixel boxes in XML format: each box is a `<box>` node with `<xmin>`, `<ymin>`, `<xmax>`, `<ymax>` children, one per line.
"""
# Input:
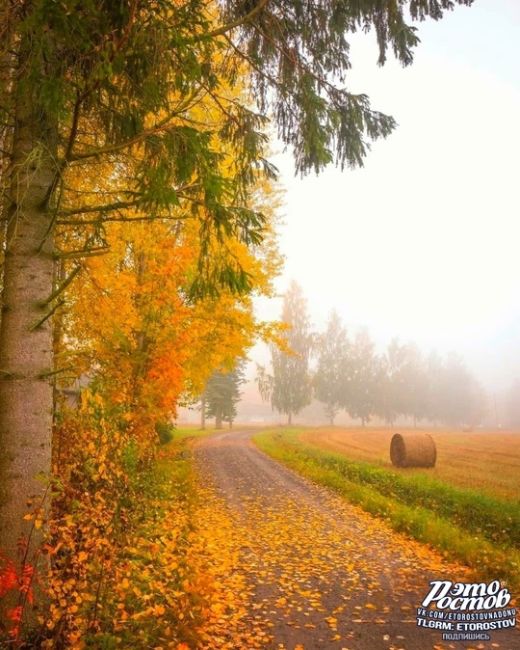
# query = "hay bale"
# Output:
<box><xmin>390</xmin><ymin>433</ymin><xmax>436</xmax><ymax>468</ymax></box>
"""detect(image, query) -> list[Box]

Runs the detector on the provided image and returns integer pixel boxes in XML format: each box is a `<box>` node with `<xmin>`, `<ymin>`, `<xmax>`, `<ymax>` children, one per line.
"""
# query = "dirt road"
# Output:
<box><xmin>195</xmin><ymin>430</ymin><xmax>518</xmax><ymax>650</ymax></box>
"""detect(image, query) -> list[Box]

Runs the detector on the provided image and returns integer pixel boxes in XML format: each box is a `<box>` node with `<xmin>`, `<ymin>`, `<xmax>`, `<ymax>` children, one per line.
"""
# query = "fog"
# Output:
<box><xmin>177</xmin><ymin>1</ymin><xmax>520</xmax><ymax>427</ymax></box>
<box><xmin>251</xmin><ymin>0</ymin><xmax>520</xmax><ymax>395</ymax></box>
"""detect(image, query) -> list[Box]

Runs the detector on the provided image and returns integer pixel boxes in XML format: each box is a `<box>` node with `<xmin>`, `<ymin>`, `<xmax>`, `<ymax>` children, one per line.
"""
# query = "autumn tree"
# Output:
<box><xmin>0</xmin><ymin>0</ymin><xmax>475</xmax><ymax>618</ymax></box>
<box><xmin>314</xmin><ymin>311</ymin><xmax>349</xmax><ymax>425</ymax></box>
<box><xmin>61</xmin><ymin>211</ymin><xmax>276</xmax><ymax>435</ymax></box>
<box><xmin>204</xmin><ymin>361</ymin><xmax>246</xmax><ymax>429</ymax></box>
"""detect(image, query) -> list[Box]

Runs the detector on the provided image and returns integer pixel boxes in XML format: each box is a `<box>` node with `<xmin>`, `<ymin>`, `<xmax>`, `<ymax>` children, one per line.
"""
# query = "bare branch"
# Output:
<box><xmin>37</xmin><ymin>365</ymin><xmax>74</xmax><ymax>380</ymax></box>
<box><xmin>30</xmin><ymin>299</ymin><xmax>65</xmax><ymax>331</ymax></box>
<box><xmin>40</xmin><ymin>266</ymin><xmax>81</xmax><ymax>306</ymax></box>
<box><xmin>57</xmin><ymin>199</ymin><xmax>142</xmax><ymax>218</ymax></box>
<box><xmin>54</xmin><ymin>246</ymin><xmax>110</xmax><ymax>260</ymax></box>
<box><xmin>57</xmin><ymin>214</ymin><xmax>189</xmax><ymax>227</ymax></box>
<box><xmin>61</xmin><ymin>91</ymin><xmax>83</xmax><ymax>165</ymax></box>
<box><xmin>203</xmin><ymin>0</ymin><xmax>271</xmax><ymax>39</ymax></box>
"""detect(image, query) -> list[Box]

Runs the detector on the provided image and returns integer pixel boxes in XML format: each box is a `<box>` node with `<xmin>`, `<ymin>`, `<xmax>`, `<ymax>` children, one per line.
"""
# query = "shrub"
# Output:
<box><xmin>155</xmin><ymin>421</ymin><xmax>175</xmax><ymax>445</ymax></box>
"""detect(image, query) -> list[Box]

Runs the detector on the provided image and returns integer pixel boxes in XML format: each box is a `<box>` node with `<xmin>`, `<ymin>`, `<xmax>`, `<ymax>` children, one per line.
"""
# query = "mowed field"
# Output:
<box><xmin>300</xmin><ymin>427</ymin><xmax>520</xmax><ymax>500</ymax></box>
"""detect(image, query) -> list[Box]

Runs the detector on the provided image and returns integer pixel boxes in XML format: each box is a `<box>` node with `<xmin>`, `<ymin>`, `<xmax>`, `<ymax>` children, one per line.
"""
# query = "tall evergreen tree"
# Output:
<box><xmin>270</xmin><ymin>282</ymin><xmax>312</xmax><ymax>424</ymax></box>
<box><xmin>205</xmin><ymin>362</ymin><xmax>245</xmax><ymax>429</ymax></box>
<box><xmin>314</xmin><ymin>311</ymin><xmax>349</xmax><ymax>425</ymax></box>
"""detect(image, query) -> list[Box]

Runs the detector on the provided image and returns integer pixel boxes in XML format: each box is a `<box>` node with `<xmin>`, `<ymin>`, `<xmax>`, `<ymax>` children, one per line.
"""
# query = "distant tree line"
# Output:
<box><xmin>260</xmin><ymin>282</ymin><xmax>486</xmax><ymax>428</ymax></box>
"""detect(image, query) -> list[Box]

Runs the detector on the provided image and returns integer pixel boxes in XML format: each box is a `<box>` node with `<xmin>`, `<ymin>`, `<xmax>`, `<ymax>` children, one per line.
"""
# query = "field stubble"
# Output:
<box><xmin>301</xmin><ymin>427</ymin><xmax>520</xmax><ymax>500</ymax></box>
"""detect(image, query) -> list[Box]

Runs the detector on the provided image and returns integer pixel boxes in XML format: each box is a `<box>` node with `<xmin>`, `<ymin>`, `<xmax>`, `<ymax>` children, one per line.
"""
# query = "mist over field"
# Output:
<box><xmin>191</xmin><ymin>0</ymin><xmax>520</xmax><ymax>429</ymax></box>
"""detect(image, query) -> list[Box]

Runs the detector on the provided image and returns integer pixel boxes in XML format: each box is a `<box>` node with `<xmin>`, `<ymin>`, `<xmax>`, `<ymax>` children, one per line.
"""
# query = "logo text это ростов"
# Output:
<box><xmin>422</xmin><ymin>580</ymin><xmax>511</xmax><ymax>611</ymax></box>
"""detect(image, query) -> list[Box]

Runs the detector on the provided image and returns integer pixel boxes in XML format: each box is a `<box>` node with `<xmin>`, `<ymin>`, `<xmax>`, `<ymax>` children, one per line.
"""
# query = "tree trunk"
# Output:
<box><xmin>288</xmin><ymin>412</ymin><xmax>292</xmax><ymax>425</ymax></box>
<box><xmin>200</xmin><ymin>394</ymin><xmax>206</xmax><ymax>430</ymax></box>
<box><xmin>215</xmin><ymin>412</ymin><xmax>222</xmax><ymax>429</ymax></box>
<box><xmin>0</xmin><ymin>2</ymin><xmax>16</xmax><ymax>300</ymax></box>
<box><xmin>0</xmin><ymin>73</ymin><xmax>57</xmax><ymax>624</ymax></box>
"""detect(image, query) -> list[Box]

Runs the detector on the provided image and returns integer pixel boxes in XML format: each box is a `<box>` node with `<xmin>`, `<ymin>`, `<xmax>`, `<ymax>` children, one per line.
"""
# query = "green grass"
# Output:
<box><xmin>254</xmin><ymin>428</ymin><xmax>520</xmax><ymax>590</ymax></box>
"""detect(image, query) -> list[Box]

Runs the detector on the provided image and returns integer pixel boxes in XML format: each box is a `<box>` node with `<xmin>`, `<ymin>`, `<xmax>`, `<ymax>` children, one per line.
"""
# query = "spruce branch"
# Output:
<box><xmin>66</xmin><ymin>92</ymin><xmax>205</xmax><ymax>163</ymax></box>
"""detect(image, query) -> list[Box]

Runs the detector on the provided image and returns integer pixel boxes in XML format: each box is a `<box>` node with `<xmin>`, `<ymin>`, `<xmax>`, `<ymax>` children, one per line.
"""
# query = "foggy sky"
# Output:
<box><xmin>252</xmin><ymin>0</ymin><xmax>520</xmax><ymax>392</ymax></box>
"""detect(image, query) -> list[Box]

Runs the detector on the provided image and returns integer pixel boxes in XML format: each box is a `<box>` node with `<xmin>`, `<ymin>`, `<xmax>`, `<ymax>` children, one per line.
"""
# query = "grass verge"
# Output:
<box><xmin>254</xmin><ymin>428</ymin><xmax>520</xmax><ymax>591</ymax></box>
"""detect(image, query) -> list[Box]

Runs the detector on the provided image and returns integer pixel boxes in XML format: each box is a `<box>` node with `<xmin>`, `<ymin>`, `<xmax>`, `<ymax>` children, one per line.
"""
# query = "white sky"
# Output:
<box><xmin>252</xmin><ymin>0</ymin><xmax>520</xmax><ymax>392</ymax></box>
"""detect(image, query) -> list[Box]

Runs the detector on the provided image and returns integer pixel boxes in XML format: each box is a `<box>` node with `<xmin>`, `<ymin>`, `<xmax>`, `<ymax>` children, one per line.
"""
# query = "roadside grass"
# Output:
<box><xmin>254</xmin><ymin>428</ymin><xmax>520</xmax><ymax>590</ymax></box>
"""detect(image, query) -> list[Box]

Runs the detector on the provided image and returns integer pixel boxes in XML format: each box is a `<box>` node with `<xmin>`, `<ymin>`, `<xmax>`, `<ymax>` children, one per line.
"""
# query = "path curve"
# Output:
<box><xmin>195</xmin><ymin>430</ymin><xmax>518</xmax><ymax>650</ymax></box>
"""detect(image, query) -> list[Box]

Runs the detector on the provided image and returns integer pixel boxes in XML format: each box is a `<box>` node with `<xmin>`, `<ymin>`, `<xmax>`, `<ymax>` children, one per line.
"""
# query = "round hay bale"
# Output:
<box><xmin>390</xmin><ymin>433</ymin><xmax>436</xmax><ymax>468</ymax></box>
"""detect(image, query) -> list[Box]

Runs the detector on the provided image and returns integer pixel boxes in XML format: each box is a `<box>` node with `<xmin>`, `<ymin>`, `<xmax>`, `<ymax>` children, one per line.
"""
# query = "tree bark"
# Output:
<box><xmin>0</xmin><ymin>69</ymin><xmax>57</xmax><ymax>625</ymax></box>
<box><xmin>200</xmin><ymin>394</ymin><xmax>206</xmax><ymax>430</ymax></box>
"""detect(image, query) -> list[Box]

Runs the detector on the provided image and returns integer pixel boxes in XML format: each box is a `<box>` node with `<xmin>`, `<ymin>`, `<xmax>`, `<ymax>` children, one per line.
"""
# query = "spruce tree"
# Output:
<box><xmin>205</xmin><ymin>363</ymin><xmax>245</xmax><ymax>428</ymax></box>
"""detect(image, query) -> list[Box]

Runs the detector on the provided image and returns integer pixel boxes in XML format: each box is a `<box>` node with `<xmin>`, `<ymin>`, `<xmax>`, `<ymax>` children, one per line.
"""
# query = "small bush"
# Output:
<box><xmin>155</xmin><ymin>421</ymin><xmax>175</xmax><ymax>445</ymax></box>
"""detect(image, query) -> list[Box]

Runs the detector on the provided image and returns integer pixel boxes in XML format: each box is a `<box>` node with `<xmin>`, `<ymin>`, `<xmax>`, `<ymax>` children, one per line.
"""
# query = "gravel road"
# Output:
<box><xmin>195</xmin><ymin>430</ymin><xmax>518</xmax><ymax>650</ymax></box>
